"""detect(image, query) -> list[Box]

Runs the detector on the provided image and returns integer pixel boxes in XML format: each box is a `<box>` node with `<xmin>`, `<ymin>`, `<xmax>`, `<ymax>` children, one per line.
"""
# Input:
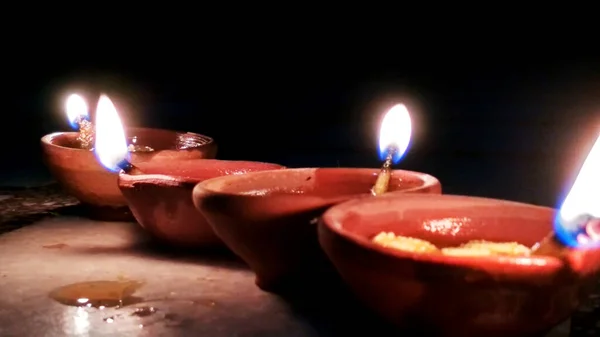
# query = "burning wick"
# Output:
<box><xmin>66</xmin><ymin>94</ymin><xmax>95</xmax><ymax>150</ymax></box>
<box><xmin>94</xmin><ymin>95</ymin><xmax>143</xmax><ymax>175</ymax></box>
<box><xmin>370</xmin><ymin>104</ymin><xmax>412</xmax><ymax>196</ymax></box>
<box><xmin>371</xmin><ymin>146</ymin><xmax>397</xmax><ymax>196</ymax></box>
<box><xmin>76</xmin><ymin>118</ymin><xmax>95</xmax><ymax>150</ymax></box>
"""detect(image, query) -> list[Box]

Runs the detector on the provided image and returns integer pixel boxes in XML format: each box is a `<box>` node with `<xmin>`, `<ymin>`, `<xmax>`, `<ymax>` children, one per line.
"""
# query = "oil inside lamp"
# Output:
<box><xmin>533</xmin><ymin>129</ymin><xmax>600</xmax><ymax>255</ymax></box>
<box><xmin>371</xmin><ymin>104</ymin><xmax>412</xmax><ymax>196</ymax></box>
<box><xmin>65</xmin><ymin>94</ymin><xmax>95</xmax><ymax>150</ymax></box>
<box><xmin>94</xmin><ymin>95</ymin><xmax>142</xmax><ymax>175</ymax></box>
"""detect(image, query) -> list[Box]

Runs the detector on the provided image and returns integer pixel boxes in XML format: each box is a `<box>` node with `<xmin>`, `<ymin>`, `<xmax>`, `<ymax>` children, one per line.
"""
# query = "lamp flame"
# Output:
<box><xmin>555</xmin><ymin>130</ymin><xmax>600</xmax><ymax>248</ymax></box>
<box><xmin>378</xmin><ymin>104</ymin><xmax>412</xmax><ymax>164</ymax></box>
<box><xmin>94</xmin><ymin>95</ymin><xmax>129</xmax><ymax>172</ymax></box>
<box><xmin>65</xmin><ymin>94</ymin><xmax>89</xmax><ymax>129</ymax></box>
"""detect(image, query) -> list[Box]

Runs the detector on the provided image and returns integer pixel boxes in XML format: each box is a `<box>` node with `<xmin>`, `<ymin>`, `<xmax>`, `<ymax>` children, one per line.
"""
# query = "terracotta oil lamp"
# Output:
<box><xmin>41</xmin><ymin>94</ymin><xmax>216</xmax><ymax>221</ymax></box>
<box><xmin>192</xmin><ymin>104</ymin><xmax>442</xmax><ymax>292</ymax></box>
<box><xmin>92</xmin><ymin>95</ymin><xmax>285</xmax><ymax>248</ymax></box>
<box><xmin>318</xmin><ymin>131</ymin><xmax>600</xmax><ymax>337</ymax></box>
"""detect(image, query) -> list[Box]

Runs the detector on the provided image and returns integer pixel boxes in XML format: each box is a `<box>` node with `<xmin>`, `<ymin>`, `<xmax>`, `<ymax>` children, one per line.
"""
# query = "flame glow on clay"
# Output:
<box><xmin>555</xmin><ymin>130</ymin><xmax>600</xmax><ymax>248</ymax></box>
<box><xmin>94</xmin><ymin>95</ymin><xmax>129</xmax><ymax>172</ymax></box>
<box><xmin>65</xmin><ymin>94</ymin><xmax>89</xmax><ymax>129</ymax></box>
<box><xmin>378</xmin><ymin>104</ymin><xmax>412</xmax><ymax>164</ymax></box>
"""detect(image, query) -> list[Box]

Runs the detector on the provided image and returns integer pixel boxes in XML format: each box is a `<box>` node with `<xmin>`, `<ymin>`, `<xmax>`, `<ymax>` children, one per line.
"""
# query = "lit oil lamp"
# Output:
<box><xmin>318</xmin><ymin>128</ymin><xmax>600</xmax><ymax>337</ymax></box>
<box><xmin>94</xmin><ymin>95</ymin><xmax>283</xmax><ymax>248</ymax></box>
<box><xmin>42</xmin><ymin>94</ymin><xmax>217</xmax><ymax>221</ymax></box>
<box><xmin>192</xmin><ymin>103</ymin><xmax>438</xmax><ymax>291</ymax></box>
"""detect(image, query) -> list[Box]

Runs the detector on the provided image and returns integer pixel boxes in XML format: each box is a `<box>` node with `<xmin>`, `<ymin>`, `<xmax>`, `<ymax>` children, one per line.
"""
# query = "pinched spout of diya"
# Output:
<box><xmin>532</xmin><ymin>216</ymin><xmax>600</xmax><ymax>278</ymax></box>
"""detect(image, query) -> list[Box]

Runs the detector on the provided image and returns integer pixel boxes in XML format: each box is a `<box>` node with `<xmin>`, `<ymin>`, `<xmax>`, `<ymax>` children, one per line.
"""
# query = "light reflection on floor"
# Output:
<box><xmin>73</xmin><ymin>307</ymin><xmax>90</xmax><ymax>336</ymax></box>
<box><xmin>61</xmin><ymin>305</ymin><xmax>145</xmax><ymax>336</ymax></box>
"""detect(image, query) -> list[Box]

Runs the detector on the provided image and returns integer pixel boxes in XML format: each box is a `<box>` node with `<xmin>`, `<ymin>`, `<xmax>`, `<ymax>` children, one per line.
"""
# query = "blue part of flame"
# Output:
<box><xmin>553</xmin><ymin>216</ymin><xmax>582</xmax><ymax>248</ymax></box>
<box><xmin>378</xmin><ymin>143</ymin><xmax>410</xmax><ymax>165</ymax></box>
<box><xmin>68</xmin><ymin>114</ymin><xmax>89</xmax><ymax>130</ymax></box>
<box><xmin>93</xmin><ymin>146</ymin><xmax>131</xmax><ymax>173</ymax></box>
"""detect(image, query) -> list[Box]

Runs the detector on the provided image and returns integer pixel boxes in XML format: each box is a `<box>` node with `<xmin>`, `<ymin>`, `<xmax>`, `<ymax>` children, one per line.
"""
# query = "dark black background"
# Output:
<box><xmin>3</xmin><ymin>21</ymin><xmax>600</xmax><ymax>209</ymax></box>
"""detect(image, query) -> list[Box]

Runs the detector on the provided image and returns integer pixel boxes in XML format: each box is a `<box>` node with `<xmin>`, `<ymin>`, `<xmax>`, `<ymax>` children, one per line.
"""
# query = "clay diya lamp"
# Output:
<box><xmin>41</xmin><ymin>95</ymin><xmax>217</xmax><ymax>221</ymax></box>
<box><xmin>192</xmin><ymin>167</ymin><xmax>441</xmax><ymax>292</ymax></box>
<box><xmin>192</xmin><ymin>103</ymin><xmax>433</xmax><ymax>291</ymax></box>
<box><xmin>90</xmin><ymin>95</ymin><xmax>284</xmax><ymax>248</ymax></box>
<box><xmin>319</xmin><ymin>190</ymin><xmax>600</xmax><ymax>337</ymax></box>
<box><xmin>118</xmin><ymin>159</ymin><xmax>284</xmax><ymax>249</ymax></box>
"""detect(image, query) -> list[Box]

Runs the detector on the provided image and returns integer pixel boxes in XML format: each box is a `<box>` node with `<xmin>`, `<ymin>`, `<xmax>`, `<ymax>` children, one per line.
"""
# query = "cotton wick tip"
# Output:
<box><xmin>75</xmin><ymin>116</ymin><xmax>95</xmax><ymax>150</ymax></box>
<box><xmin>531</xmin><ymin>216</ymin><xmax>600</xmax><ymax>258</ymax></box>
<box><xmin>117</xmin><ymin>159</ymin><xmax>143</xmax><ymax>175</ymax></box>
<box><xmin>371</xmin><ymin>147</ymin><xmax>397</xmax><ymax>196</ymax></box>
